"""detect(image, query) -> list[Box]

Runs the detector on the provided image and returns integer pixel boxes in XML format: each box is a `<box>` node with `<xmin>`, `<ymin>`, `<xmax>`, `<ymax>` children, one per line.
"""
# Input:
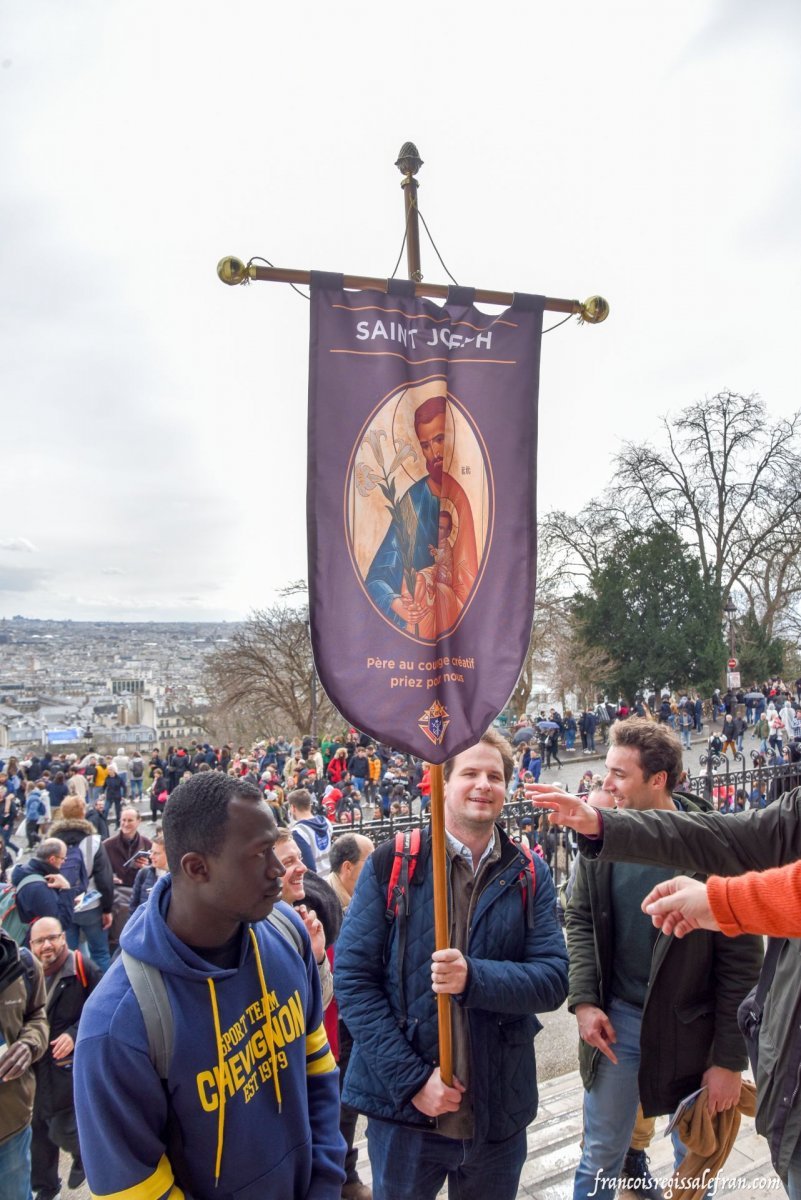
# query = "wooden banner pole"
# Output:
<box><xmin>393</xmin><ymin>144</ymin><xmax>453</xmax><ymax>1084</ymax></box>
<box><xmin>428</xmin><ymin>761</ymin><xmax>453</xmax><ymax>1083</ymax></box>
<box><xmin>396</xmin><ymin>141</ymin><xmax>424</xmax><ymax>283</ymax></box>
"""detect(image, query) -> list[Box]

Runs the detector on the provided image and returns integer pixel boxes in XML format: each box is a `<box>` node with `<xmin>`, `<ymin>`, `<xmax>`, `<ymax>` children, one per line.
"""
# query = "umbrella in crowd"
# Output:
<box><xmin>512</xmin><ymin>727</ymin><xmax>535</xmax><ymax>744</ymax></box>
<box><xmin>744</xmin><ymin>692</ymin><xmax>765</xmax><ymax>702</ymax></box>
<box><xmin>537</xmin><ymin>720</ymin><xmax>560</xmax><ymax>731</ymax></box>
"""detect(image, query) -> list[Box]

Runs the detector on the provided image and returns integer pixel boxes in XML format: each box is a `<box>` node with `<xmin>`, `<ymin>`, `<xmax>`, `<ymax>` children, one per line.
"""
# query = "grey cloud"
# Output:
<box><xmin>0</xmin><ymin>538</ymin><xmax>36</xmax><ymax>552</ymax></box>
<box><xmin>0</xmin><ymin>565</ymin><xmax>50</xmax><ymax>592</ymax></box>
<box><xmin>682</xmin><ymin>0</ymin><xmax>801</xmax><ymax>62</ymax></box>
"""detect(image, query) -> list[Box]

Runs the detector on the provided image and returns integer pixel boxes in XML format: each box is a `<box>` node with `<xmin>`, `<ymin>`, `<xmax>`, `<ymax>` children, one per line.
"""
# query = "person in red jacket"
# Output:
<box><xmin>327</xmin><ymin>748</ymin><xmax>349</xmax><ymax>786</ymax></box>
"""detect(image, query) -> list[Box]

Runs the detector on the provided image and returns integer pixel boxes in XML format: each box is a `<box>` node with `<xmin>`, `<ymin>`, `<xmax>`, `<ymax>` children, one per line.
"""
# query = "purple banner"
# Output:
<box><xmin>307</xmin><ymin>275</ymin><xmax>544</xmax><ymax>763</ymax></box>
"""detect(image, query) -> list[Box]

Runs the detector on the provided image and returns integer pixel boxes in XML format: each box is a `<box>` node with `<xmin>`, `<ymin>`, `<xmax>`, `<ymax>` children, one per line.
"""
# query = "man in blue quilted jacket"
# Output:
<box><xmin>335</xmin><ymin>728</ymin><xmax>569</xmax><ymax>1200</ymax></box>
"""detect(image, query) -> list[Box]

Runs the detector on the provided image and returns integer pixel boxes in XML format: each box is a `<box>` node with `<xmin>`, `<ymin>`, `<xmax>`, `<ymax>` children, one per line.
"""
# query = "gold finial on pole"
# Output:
<box><xmin>395</xmin><ymin>141</ymin><xmax>424</xmax><ymax>283</ymax></box>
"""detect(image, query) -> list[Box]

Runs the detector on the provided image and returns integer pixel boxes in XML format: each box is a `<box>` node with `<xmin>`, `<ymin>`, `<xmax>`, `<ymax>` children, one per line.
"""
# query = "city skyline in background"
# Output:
<box><xmin>2</xmin><ymin>1</ymin><xmax>800</xmax><ymax>622</ymax></box>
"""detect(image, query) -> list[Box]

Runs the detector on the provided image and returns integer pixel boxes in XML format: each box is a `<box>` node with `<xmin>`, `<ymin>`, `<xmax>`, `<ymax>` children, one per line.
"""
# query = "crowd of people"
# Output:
<box><xmin>2</xmin><ymin>690</ymin><xmax>801</xmax><ymax>1200</ymax></box>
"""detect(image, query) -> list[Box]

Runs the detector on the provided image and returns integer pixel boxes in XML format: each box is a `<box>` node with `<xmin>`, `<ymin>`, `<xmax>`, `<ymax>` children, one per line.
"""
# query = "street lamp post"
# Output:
<box><xmin>723</xmin><ymin>599</ymin><xmax>737</xmax><ymax>660</ymax></box>
<box><xmin>306</xmin><ymin>618</ymin><xmax>319</xmax><ymax>743</ymax></box>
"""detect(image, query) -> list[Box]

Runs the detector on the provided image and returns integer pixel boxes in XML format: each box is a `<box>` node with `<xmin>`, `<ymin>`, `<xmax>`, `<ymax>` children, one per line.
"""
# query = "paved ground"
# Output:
<box><xmin>342</xmin><ymin>1070</ymin><xmax>783</xmax><ymax>1200</ymax></box>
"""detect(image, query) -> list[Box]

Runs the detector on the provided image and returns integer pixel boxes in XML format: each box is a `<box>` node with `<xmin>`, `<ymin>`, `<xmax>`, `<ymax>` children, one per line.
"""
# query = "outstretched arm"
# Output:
<box><xmin>644</xmin><ymin>860</ymin><xmax>801</xmax><ymax>939</ymax></box>
<box><xmin>529</xmin><ymin>784</ymin><xmax>602</xmax><ymax>837</ymax></box>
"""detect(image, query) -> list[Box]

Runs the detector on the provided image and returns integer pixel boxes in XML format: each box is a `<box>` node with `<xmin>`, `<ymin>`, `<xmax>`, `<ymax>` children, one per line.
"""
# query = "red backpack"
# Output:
<box><xmin>384</xmin><ymin>828</ymin><xmax>538</xmax><ymax>925</ymax></box>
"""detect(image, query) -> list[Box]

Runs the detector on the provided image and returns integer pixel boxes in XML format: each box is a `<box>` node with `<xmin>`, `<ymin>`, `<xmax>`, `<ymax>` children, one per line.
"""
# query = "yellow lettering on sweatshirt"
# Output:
<box><xmin>194</xmin><ymin>990</ymin><xmax>304</xmax><ymax>1111</ymax></box>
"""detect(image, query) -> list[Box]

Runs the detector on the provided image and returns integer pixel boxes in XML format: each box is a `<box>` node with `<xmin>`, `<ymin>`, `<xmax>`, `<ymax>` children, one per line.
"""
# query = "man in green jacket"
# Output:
<box><xmin>559</xmin><ymin>720</ymin><xmax>762</xmax><ymax>1200</ymax></box>
<box><xmin>532</xmin><ymin>759</ymin><xmax>801</xmax><ymax>1192</ymax></box>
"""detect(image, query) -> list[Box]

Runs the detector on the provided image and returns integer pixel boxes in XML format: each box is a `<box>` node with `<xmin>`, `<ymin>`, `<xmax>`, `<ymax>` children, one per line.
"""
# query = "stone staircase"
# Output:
<box><xmin>352</xmin><ymin>1070</ymin><xmax>783</xmax><ymax>1199</ymax></box>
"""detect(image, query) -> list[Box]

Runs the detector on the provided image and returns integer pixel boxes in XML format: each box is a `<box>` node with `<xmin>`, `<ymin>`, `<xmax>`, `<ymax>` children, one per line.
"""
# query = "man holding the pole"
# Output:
<box><xmin>335</xmin><ymin>728</ymin><xmax>568</xmax><ymax>1200</ymax></box>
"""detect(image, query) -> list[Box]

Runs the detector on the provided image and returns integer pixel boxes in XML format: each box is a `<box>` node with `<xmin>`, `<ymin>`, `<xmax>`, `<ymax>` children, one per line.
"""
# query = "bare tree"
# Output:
<box><xmin>539</xmin><ymin>503</ymin><xmax>627</xmax><ymax>589</ymax></box>
<box><xmin>547</xmin><ymin>613</ymin><xmax>618</xmax><ymax>708</ymax></box>
<box><xmin>736</xmin><ymin>513</ymin><xmax>801</xmax><ymax>641</ymax></box>
<box><xmin>506</xmin><ymin>542</ymin><xmax>572</xmax><ymax>716</ymax></box>
<box><xmin>203</xmin><ymin>604</ymin><xmax>340</xmax><ymax>741</ymax></box>
<box><xmin>613</xmin><ymin>391</ymin><xmax>801</xmax><ymax>607</ymax></box>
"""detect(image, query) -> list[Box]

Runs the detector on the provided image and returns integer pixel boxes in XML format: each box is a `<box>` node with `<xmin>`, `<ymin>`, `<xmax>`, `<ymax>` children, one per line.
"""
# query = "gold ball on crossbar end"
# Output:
<box><xmin>579</xmin><ymin>296</ymin><xmax>610</xmax><ymax>324</ymax></box>
<box><xmin>217</xmin><ymin>257</ymin><xmax>249</xmax><ymax>286</ymax></box>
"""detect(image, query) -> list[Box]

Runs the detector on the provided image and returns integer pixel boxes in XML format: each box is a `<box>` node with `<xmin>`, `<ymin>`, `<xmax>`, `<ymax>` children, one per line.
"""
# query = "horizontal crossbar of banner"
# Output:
<box><xmin>216</xmin><ymin>258</ymin><xmax>610</xmax><ymax>324</ymax></box>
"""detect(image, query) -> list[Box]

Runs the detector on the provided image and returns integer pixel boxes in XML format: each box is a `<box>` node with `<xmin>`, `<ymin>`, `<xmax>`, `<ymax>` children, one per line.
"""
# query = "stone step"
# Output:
<box><xmin>351</xmin><ymin>1070</ymin><xmax>784</xmax><ymax>1199</ymax></box>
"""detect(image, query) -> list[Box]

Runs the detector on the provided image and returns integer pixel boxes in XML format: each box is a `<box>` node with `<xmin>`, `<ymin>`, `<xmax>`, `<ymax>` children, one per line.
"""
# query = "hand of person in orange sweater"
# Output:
<box><xmin>641</xmin><ymin>876</ymin><xmax>720</xmax><ymax>937</ymax></box>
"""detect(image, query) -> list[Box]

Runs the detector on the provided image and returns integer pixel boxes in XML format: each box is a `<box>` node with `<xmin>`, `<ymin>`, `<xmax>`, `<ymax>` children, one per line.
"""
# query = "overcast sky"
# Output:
<box><xmin>2</xmin><ymin>0</ymin><xmax>799</xmax><ymax>622</ymax></box>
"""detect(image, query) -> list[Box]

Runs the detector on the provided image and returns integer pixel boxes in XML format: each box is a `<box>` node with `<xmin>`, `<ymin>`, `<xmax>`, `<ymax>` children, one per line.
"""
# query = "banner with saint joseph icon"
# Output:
<box><xmin>307</xmin><ymin>272</ymin><xmax>545</xmax><ymax>763</ymax></box>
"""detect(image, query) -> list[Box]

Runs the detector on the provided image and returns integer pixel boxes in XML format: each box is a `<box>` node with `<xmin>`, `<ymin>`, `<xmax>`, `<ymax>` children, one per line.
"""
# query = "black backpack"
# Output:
<box><xmin>61</xmin><ymin>842</ymin><xmax>90</xmax><ymax>896</ymax></box>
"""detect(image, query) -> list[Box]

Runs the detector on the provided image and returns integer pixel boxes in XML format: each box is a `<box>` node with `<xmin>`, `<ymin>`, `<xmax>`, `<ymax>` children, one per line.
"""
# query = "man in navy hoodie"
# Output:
<box><xmin>74</xmin><ymin>772</ymin><xmax>345</xmax><ymax>1200</ymax></box>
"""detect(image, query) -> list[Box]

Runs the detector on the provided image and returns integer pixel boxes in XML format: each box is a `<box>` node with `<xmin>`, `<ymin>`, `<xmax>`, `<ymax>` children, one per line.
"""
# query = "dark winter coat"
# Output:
<box><xmin>0</xmin><ymin>931</ymin><xmax>48</xmax><ymax>1143</ymax></box>
<box><xmin>33</xmin><ymin>950</ymin><xmax>102</xmax><ymax>1118</ymax></box>
<box><xmin>10</xmin><ymin>858</ymin><xmax>76</xmax><ymax>929</ymax></box>
<box><xmin>130</xmin><ymin>866</ymin><xmax>164</xmax><ymax>915</ymax></box>
<box><xmin>49</xmin><ymin>818</ymin><xmax>114</xmax><ymax>913</ymax></box>
<box><xmin>297</xmin><ymin>871</ymin><xmax>342</xmax><ymax>949</ymax></box>
<box><xmin>86</xmin><ymin>806</ymin><xmax>110</xmax><ymax>840</ymax></box>
<box><xmin>104</xmin><ymin>774</ymin><xmax>126</xmax><ymax>806</ymax></box>
<box><xmin>335</xmin><ymin>826</ymin><xmax>568</xmax><ymax>1143</ymax></box>
<box><xmin>102</xmin><ymin>830</ymin><xmax>153</xmax><ymax>888</ymax></box>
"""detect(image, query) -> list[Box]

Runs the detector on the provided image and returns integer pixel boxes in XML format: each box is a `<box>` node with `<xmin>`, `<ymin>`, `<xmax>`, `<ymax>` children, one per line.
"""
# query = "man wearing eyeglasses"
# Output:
<box><xmin>28</xmin><ymin>917</ymin><xmax>101</xmax><ymax>1200</ymax></box>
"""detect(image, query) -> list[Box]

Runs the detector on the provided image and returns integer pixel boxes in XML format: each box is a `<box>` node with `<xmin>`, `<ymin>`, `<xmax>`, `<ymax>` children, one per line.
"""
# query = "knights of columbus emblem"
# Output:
<box><xmin>418</xmin><ymin>700</ymin><xmax>450</xmax><ymax>746</ymax></box>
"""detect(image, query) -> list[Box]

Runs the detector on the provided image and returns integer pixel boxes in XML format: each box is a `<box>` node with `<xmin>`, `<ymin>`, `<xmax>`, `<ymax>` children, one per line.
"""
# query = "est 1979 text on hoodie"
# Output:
<box><xmin>74</xmin><ymin>875</ymin><xmax>345</xmax><ymax>1200</ymax></box>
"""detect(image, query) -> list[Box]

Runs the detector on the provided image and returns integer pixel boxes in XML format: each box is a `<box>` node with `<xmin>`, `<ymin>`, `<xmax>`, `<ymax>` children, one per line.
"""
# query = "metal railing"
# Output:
<box><xmin>688</xmin><ymin>752</ymin><xmax>801</xmax><ymax>808</ymax></box>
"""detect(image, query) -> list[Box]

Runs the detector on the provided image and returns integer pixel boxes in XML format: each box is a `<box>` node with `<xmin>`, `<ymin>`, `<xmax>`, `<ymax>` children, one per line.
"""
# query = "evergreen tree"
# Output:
<box><xmin>573</xmin><ymin>526</ymin><xmax>724</xmax><ymax>701</ymax></box>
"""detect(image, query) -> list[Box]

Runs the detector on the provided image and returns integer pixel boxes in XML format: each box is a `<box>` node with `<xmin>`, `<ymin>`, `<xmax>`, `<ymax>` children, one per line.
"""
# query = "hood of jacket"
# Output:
<box><xmin>120</xmin><ymin>874</ymin><xmax>254</xmax><ymax>982</ymax></box>
<box><xmin>49</xmin><ymin>817</ymin><xmax>95</xmax><ymax>844</ymax></box>
<box><xmin>296</xmin><ymin>814</ymin><xmax>331</xmax><ymax>839</ymax></box>
<box><xmin>673</xmin><ymin>791</ymin><xmax>712</xmax><ymax>814</ymax></box>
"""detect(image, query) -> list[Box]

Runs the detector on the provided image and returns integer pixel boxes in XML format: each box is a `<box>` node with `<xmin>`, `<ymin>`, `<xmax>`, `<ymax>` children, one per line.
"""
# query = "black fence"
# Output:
<box><xmin>688</xmin><ymin>752</ymin><xmax>801</xmax><ymax>808</ymax></box>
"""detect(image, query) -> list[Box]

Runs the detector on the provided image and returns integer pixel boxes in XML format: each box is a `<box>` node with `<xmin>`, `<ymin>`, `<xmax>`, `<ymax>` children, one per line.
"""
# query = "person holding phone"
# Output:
<box><xmin>130</xmin><ymin>833</ymin><xmax>168</xmax><ymax>915</ymax></box>
<box><xmin>102</xmin><ymin>809</ymin><xmax>152</xmax><ymax>889</ymax></box>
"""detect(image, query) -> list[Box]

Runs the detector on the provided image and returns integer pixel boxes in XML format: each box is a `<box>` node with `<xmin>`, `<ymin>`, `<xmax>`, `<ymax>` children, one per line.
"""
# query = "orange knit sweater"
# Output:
<box><xmin>707</xmin><ymin>859</ymin><xmax>801</xmax><ymax>938</ymax></box>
